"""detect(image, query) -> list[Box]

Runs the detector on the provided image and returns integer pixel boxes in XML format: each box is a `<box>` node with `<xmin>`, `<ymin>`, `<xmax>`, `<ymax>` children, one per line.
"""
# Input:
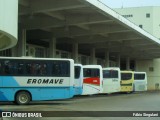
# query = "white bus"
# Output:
<box><xmin>102</xmin><ymin>67</ymin><xmax>121</xmax><ymax>94</ymax></box>
<box><xmin>74</xmin><ymin>64</ymin><xmax>83</xmax><ymax>95</ymax></box>
<box><xmin>134</xmin><ymin>72</ymin><xmax>147</xmax><ymax>91</ymax></box>
<box><xmin>82</xmin><ymin>65</ymin><xmax>103</xmax><ymax>95</ymax></box>
<box><xmin>0</xmin><ymin>57</ymin><xmax>74</xmax><ymax>105</ymax></box>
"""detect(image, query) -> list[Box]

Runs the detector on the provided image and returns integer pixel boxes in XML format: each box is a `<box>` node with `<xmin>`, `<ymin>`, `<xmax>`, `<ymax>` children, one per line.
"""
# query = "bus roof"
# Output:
<box><xmin>134</xmin><ymin>72</ymin><xmax>146</xmax><ymax>74</ymax></box>
<box><xmin>83</xmin><ymin>65</ymin><xmax>102</xmax><ymax>69</ymax></box>
<box><xmin>74</xmin><ymin>64</ymin><xmax>82</xmax><ymax>67</ymax></box>
<box><xmin>103</xmin><ymin>67</ymin><xmax>120</xmax><ymax>70</ymax></box>
<box><xmin>0</xmin><ymin>56</ymin><xmax>74</xmax><ymax>62</ymax></box>
<box><xmin>121</xmin><ymin>71</ymin><xmax>134</xmax><ymax>73</ymax></box>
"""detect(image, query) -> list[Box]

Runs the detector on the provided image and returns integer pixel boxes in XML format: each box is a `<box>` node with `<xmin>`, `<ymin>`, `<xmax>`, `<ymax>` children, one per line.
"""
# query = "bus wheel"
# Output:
<box><xmin>15</xmin><ymin>91</ymin><xmax>31</xmax><ymax>105</ymax></box>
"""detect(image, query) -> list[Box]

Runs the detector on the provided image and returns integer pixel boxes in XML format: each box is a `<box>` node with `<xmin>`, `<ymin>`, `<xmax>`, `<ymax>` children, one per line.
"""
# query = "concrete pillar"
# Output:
<box><xmin>135</xmin><ymin>60</ymin><xmax>138</xmax><ymax>71</ymax></box>
<box><xmin>117</xmin><ymin>54</ymin><xmax>121</xmax><ymax>68</ymax></box>
<box><xmin>86</xmin><ymin>57</ymin><xmax>90</xmax><ymax>65</ymax></box>
<box><xmin>126</xmin><ymin>57</ymin><xmax>130</xmax><ymax>70</ymax></box>
<box><xmin>72</xmin><ymin>43</ymin><xmax>78</xmax><ymax>63</ymax></box>
<box><xmin>90</xmin><ymin>48</ymin><xmax>96</xmax><ymax>64</ymax></box>
<box><xmin>11</xmin><ymin>46</ymin><xmax>17</xmax><ymax>57</ymax></box>
<box><xmin>104</xmin><ymin>50</ymin><xmax>110</xmax><ymax>67</ymax></box>
<box><xmin>17</xmin><ymin>28</ymin><xmax>26</xmax><ymax>56</ymax></box>
<box><xmin>49</xmin><ymin>37</ymin><xmax>56</xmax><ymax>58</ymax></box>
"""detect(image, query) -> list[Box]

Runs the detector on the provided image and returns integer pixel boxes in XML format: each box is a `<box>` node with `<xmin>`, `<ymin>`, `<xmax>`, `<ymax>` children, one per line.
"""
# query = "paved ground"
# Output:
<box><xmin>1</xmin><ymin>91</ymin><xmax>160</xmax><ymax>120</ymax></box>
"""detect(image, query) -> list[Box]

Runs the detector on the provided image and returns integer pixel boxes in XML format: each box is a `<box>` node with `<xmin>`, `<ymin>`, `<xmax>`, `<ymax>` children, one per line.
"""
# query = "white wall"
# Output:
<box><xmin>0</xmin><ymin>0</ymin><xmax>18</xmax><ymax>50</ymax></box>
<box><xmin>115</xmin><ymin>7</ymin><xmax>154</xmax><ymax>37</ymax></box>
<box><xmin>153</xmin><ymin>7</ymin><xmax>160</xmax><ymax>39</ymax></box>
<box><xmin>136</xmin><ymin>59</ymin><xmax>160</xmax><ymax>90</ymax></box>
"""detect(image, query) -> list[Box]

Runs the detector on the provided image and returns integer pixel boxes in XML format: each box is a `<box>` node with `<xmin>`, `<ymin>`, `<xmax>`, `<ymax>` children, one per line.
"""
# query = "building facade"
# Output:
<box><xmin>115</xmin><ymin>6</ymin><xmax>160</xmax><ymax>39</ymax></box>
<box><xmin>115</xmin><ymin>6</ymin><xmax>160</xmax><ymax>90</ymax></box>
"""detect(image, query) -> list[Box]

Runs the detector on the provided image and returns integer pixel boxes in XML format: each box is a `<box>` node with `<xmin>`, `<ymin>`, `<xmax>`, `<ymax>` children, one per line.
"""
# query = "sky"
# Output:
<box><xmin>100</xmin><ymin>0</ymin><xmax>160</xmax><ymax>8</ymax></box>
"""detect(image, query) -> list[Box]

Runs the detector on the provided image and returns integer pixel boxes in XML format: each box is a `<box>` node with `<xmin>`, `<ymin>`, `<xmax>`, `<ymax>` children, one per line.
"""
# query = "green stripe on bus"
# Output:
<box><xmin>121</xmin><ymin>83</ymin><xmax>133</xmax><ymax>86</ymax></box>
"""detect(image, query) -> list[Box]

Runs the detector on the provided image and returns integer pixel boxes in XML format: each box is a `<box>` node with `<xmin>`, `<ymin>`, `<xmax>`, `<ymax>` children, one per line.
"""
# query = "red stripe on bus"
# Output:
<box><xmin>83</xmin><ymin>77</ymin><xmax>100</xmax><ymax>85</ymax></box>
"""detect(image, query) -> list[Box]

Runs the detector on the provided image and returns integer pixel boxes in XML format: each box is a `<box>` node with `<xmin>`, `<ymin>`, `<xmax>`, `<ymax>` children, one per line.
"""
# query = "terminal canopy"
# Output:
<box><xmin>19</xmin><ymin>0</ymin><xmax>160</xmax><ymax>60</ymax></box>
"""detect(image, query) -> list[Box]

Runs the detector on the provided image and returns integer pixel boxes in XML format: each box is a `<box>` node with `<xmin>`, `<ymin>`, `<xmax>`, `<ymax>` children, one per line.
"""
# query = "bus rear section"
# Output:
<box><xmin>82</xmin><ymin>65</ymin><xmax>103</xmax><ymax>95</ymax></box>
<box><xmin>134</xmin><ymin>72</ymin><xmax>147</xmax><ymax>92</ymax></box>
<box><xmin>0</xmin><ymin>57</ymin><xmax>75</xmax><ymax>105</ymax></box>
<box><xmin>102</xmin><ymin>67</ymin><xmax>121</xmax><ymax>94</ymax></box>
<box><xmin>74</xmin><ymin>64</ymin><xmax>83</xmax><ymax>95</ymax></box>
<box><xmin>120</xmin><ymin>71</ymin><xmax>134</xmax><ymax>93</ymax></box>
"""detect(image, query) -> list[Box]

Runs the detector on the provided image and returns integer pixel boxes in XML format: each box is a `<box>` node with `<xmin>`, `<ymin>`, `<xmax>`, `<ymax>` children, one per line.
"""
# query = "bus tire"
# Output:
<box><xmin>15</xmin><ymin>91</ymin><xmax>31</xmax><ymax>105</ymax></box>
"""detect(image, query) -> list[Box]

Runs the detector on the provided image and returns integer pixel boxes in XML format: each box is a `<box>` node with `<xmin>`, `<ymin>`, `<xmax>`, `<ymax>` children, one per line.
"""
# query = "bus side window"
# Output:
<box><xmin>17</xmin><ymin>63</ymin><xmax>24</xmax><ymax>75</ymax></box>
<box><xmin>36</xmin><ymin>63</ymin><xmax>47</xmax><ymax>75</ymax></box>
<box><xmin>35</xmin><ymin>63</ymin><xmax>40</xmax><ymax>75</ymax></box>
<box><xmin>60</xmin><ymin>62</ymin><xmax>69</xmax><ymax>76</ymax></box>
<box><xmin>4</xmin><ymin>60</ymin><xmax>11</xmax><ymax>74</ymax></box>
<box><xmin>26</xmin><ymin>63</ymin><xmax>32</xmax><ymax>74</ymax></box>
<box><xmin>26</xmin><ymin>62</ymin><xmax>48</xmax><ymax>76</ymax></box>
<box><xmin>0</xmin><ymin>62</ymin><xmax>2</xmax><ymax>74</ymax></box>
<box><xmin>40</xmin><ymin>63</ymin><xmax>47</xmax><ymax>75</ymax></box>
<box><xmin>52</xmin><ymin>62</ymin><xmax>61</xmax><ymax>76</ymax></box>
<box><xmin>52</xmin><ymin>61</ymin><xmax>70</xmax><ymax>77</ymax></box>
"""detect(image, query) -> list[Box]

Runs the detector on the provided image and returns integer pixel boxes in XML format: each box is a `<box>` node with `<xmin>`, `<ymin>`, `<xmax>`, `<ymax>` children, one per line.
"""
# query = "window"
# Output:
<box><xmin>0</xmin><ymin>59</ymin><xmax>71</xmax><ymax>77</ymax></box>
<box><xmin>149</xmin><ymin>67</ymin><xmax>154</xmax><ymax>72</ymax></box>
<box><xmin>4</xmin><ymin>60</ymin><xmax>16</xmax><ymax>75</ymax></box>
<box><xmin>52</xmin><ymin>61</ymin><xmax>70</xmax><ymax>77</ymax></box>
<box><xmin>26</xmin><ymin>62</ymin><xmax>47</xmax><ymax>76</ymax></box>
<box><xmin>17</xmin><ymin>63</ymin><xmax>25</xmax><ymax>74</ymax></box>
<box><xmin>134</xmin><ymin>74</ymin><xmax>145</xmax><ymax>80</ymax></box>
<box><xmin>146</xmin><ymin>13</ymin><xmax>150</xmax><ymax>18</ymax></box>
<box><xmin>139</xmin><ymin>25</ymin><xmax>143</xmax><ymax>28</ymax></box>
<box><xmin>26</xmin><ymin>63</ymin><xmax>31</xmax><ymax>74</ymax></box>
<box><xmin>0</xmin><ymin>49</ymin><xmax>12</xmax><ymax>57</ymax></box>
<box><xmin>103</xmin><ymin>70</ymin><xmax>118</xmax><ymax>78</ymax></box>
<box><xmin>83</xmin><ymin>68</ymin><xmax>100</xmax><ymax>77</ymax></box>
<box><xmin>2</xmin><ymin>60</ymin><xmax>24</xmax><ymax>75</ymax></box>
<box><xmin>0</xmin><ymin>60</ymin><xmax>48</xmax><ymax>76</ymax></box>
<box><xmin>121</xmin><ymin>73</ymin><xmax>132</xmax><ymax>80</ymax></box>
<box><xmin>39</xmin><ymin>63</ymin><xmax>47</xmax><ymax>75</ymax></box>
<box><xmin>74</xmin><ymin>66</ymin><xmax>81</xmax><ymax>79</ymax></box>
<box><xmin>26</xmin><ymin>63</ymin><xmax>34</xmax><ymax>75</ymax></box>
<box><xmin>0</xmin><ymin>62</ymin><xmax>2</xmax><ymax>74</ymax></box>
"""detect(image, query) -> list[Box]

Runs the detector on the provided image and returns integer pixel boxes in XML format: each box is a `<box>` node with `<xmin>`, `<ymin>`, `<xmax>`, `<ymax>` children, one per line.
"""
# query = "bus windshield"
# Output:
<box><xmin>134</xmin><ymin>74</ymin><xmax>145</xmax><ymax>80</ymax></box>
<box><xmin>74</xmin><ymin>66</ymin><xmax>81</xmax><ymax>79</ymax></box>
<box><xmin>83</xmin><ymin>68</ymin><xmax>100</xmax><ymax>77</ymax></box>
<box><xmin>103</xmin><ymin>70</ymin><xmax>118</xmax><ymax>78</ymax></box>
<box><xmin>121</xmin><ymin>73</ymin><xmax>132</xmax><ymax>80</ymax></box>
